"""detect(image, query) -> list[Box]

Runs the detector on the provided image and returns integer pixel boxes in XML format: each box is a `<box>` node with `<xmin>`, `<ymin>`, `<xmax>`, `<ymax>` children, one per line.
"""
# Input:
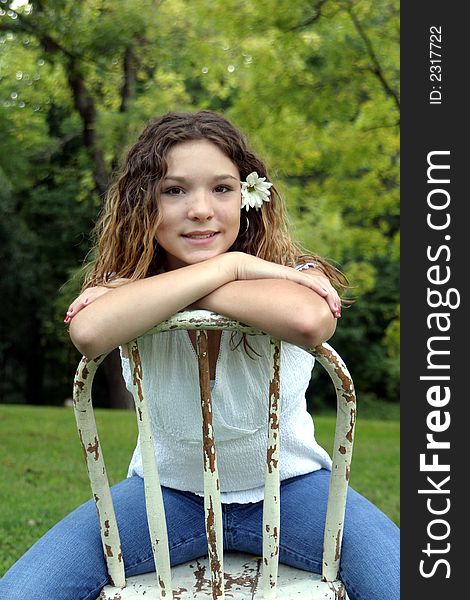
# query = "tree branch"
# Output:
<box><xmin>120</xmin><ymin>46</ymin><xmax>136</xmax><ymax>113</ymax></box>
<box><xmin>66</xmin><ymin>56</ymin><xmax>109</xmax><ymax>196</ymax></box>
<box><xmin>346</xmin><ymin>4</ymin><xmax>400</xmax><ymax>112</ymax></box>
<box><xmin>0</xmin><ymin>7</ymin><xmax>76</xmax><ymax>59</ymax></box>
<box><xmin>2</xmin><ymin>5</ymin><xmax>109</xmax><ymax>196</ymax></box>
<box><xmin>284</xmin><ymin>0</ymin><xmax>329</xmax><ymax>32</ymax></box>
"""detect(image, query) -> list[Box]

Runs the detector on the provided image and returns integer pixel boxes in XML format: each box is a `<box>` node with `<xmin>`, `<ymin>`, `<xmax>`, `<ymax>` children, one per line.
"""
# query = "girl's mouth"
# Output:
<box><xmin>184</xmin><ymin>233</ymin><xmax>215</xmax><ymax>240</ymax></box>
<box><xmin>182</xmin><ymin>231</ymin><xmax>219</xmax><ymax>243</ymax></box>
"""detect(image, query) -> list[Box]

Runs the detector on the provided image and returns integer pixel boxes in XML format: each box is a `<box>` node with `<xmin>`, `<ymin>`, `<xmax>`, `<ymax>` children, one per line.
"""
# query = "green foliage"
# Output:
<box><xmin>0</xmin><ymin>0</ymin><xmax>399</xmax><ymax>407</ymax></box>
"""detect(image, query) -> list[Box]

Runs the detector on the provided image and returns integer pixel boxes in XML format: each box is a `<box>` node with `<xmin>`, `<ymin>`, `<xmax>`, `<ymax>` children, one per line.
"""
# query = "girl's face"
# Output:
<box><xmin>156</xmin><ymin>139</ymin><xmax>242</xmax><ymax>270</ymax></box>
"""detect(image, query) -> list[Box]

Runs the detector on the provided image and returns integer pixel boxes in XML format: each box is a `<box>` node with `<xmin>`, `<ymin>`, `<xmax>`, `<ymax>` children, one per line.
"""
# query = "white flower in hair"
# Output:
<box><xmin>241</xmin><ymin>171</ymin><xmax>273</xmax><ymax>211</ymax></box>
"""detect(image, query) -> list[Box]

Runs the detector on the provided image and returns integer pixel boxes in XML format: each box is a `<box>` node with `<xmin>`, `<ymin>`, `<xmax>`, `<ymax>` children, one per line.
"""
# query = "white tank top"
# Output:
<box><xmin>121</xmin><ymin>329</ymin><xmax>332</xmax><ymax>503</ymax></box>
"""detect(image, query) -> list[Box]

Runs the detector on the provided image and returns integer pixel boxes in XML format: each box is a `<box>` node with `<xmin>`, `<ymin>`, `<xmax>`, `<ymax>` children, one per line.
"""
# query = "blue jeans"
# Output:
<box><xmin>0</xmin><ymin>470</ymin><xmax>399</xmax><ymax>600</ymax></box>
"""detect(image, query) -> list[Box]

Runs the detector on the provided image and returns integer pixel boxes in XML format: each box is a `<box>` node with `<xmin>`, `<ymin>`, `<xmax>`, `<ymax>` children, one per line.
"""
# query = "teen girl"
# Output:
<box><xmin>0</xmin><ymin>110</ymin><xmax>399</xmax><ymax>599</ymax></box>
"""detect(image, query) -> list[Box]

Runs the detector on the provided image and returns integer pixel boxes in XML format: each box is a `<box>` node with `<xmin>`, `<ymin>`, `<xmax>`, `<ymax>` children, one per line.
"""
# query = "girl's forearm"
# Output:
<box><xmin>69</xmin><ymin>255</ymin><xmax>234</xmax><ymax>358</ymax></box>
<box><xmin>69</xmin><ymin>252</ymin><xmax>337</xmax><ymax>357</ymax></box>
<box><xmin>194</xmin><ymin>279</ymin><xmax>337</xmax><ymax>348</ymax></box>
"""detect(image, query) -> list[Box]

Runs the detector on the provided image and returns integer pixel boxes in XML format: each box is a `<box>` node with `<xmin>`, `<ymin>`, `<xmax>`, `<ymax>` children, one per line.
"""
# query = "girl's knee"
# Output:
<box><xmin>0</xmin><ymin>568</ymin><xmax>106</xmax><ymax>600</ymax></box>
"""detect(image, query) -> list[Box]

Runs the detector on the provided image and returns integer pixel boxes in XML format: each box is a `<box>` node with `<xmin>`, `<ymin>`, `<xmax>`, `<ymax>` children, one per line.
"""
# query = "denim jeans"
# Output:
<box><xmin>0</xmin><ymin>469</ymin><xmax>399</xmax><ymax>600</ymax></box>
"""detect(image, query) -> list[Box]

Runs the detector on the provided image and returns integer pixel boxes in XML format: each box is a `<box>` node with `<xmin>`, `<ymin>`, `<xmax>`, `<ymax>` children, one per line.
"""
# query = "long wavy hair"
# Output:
<box><xmin>83</xmin><ymin>110</ymin><xmax>347</xmax><ymax>293</ymax></box>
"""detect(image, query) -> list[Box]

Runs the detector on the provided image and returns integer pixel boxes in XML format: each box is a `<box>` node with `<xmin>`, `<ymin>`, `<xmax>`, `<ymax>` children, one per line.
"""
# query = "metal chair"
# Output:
<box><xmin>73</xmin><ymin>310</ymin><xmax>356</xmax><ymax>600</ymax></box>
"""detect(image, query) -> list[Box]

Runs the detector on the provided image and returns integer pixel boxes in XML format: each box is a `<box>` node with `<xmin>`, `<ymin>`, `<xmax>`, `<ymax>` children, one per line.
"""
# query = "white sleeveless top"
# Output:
<box><xmin>121</xmin><ymin>329</ymin><xmax>332</xmax><ymax>503</ymax></box>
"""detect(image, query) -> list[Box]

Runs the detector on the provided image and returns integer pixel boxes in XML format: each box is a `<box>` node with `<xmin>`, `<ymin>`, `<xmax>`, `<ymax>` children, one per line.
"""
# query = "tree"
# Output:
<box><xmin>1</xmin><ymin>0</ymin><xmax>399</xmax><ymax>408</ymax></box>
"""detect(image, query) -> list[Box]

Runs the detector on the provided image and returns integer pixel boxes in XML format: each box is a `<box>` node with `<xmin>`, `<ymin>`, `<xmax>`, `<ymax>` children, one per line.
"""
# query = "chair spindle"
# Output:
<box><xmin>262</xmin><ymin>338</ymin><xmax>282</xmax><ymax>599</ymax></box>
<box><xmin>128</xmin><ymin>339</ymin><xmax>172</xmax><ymax>599</ymax></box>
<box><xmin>196</xmin><ymin>330</ymin><xmax>225</xmax><ymax>600</ymax></box>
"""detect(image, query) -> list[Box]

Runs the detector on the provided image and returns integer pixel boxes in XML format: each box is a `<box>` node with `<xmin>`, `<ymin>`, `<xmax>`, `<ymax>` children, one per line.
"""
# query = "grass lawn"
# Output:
<box><xmin>0</xmin><ymin>404</ymin><xmax>399</xmax><ymax>575</ymax></box>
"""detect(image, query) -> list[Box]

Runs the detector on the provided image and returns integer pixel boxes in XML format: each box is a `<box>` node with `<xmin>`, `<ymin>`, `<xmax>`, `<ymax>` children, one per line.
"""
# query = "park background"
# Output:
<box><xmin>0</xmin><ymin>0</ymin><xmax>399</xmax><ymax>573</ymax></box>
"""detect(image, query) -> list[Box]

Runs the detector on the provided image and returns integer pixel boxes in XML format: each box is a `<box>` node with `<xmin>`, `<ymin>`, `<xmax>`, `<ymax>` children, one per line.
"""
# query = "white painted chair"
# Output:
<box><xmin>73</xmin><ymin>310</ymin><xmax>356</xmax><ymax>600</ymax></box>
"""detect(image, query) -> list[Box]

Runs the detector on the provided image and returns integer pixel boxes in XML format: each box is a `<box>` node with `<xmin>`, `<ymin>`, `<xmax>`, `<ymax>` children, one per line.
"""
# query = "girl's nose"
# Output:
<box><xmin>187</xmin><ymin>190</ymin><xmax>214</xmax><ymax>220</ymax></box>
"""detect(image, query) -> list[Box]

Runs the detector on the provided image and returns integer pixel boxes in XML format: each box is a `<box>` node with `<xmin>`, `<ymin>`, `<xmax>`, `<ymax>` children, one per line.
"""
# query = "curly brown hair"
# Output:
<box><xmin>83</xmin><ymin>110</ymin><xmax>347</xmax><ymax>293</ymax></box>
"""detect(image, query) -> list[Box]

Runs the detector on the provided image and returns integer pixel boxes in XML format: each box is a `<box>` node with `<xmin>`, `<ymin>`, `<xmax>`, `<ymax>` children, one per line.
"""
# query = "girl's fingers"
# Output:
<box><xmin>64</xmin><ymin>286</ymin><xmax>110</xmax><ymax>324</ymax></box>
<box><xmin>297</xmin><ymin>273</ymin><xmax>341</xmax><ymax>318</ymax></box>
<box><xmin>64</xmin><ymin>299</ymin><xmax>85</xmax><ymax>323</ymax></box>
<box><xmin>331</xmin><ymin>297</ymin><xmax>342</xmax><ymax>318</ymax></box>
<box><xmin>318</xmin><ymin>287</ymin><xmax>341</xmax><ymax>316</ymax></box>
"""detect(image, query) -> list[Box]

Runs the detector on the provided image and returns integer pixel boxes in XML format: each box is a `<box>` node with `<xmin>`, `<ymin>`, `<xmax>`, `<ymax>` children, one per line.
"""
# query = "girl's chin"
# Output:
<box><xmin>164</xmin><ymin>249</ymin><xmax>224</xmax><ymax>270</ymax></box>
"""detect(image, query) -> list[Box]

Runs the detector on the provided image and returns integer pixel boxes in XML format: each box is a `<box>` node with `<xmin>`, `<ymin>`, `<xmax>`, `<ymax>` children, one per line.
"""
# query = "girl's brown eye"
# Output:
<box><xmin>163</xmin><ymin>187</ymin><xmax>184</xmax><ymax>195</ymax></box>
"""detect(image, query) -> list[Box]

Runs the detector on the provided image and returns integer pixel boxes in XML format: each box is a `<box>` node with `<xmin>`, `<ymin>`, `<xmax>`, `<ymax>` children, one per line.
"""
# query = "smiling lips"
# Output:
<box><xmin>182</xmin><ymin>231</ymin><xmax>218</xmax><ymax>242</ymax></box>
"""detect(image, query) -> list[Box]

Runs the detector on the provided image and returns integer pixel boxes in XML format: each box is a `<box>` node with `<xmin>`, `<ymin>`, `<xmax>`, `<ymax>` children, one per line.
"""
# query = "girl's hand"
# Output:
<box><xmin>64</xmin><ymin>278</ymin><xmax>131</xmax><ymax>323</ymax></box>
<box><xmin>229</xmin><ymin>252</ymin><xmax>341</xmax><ymax>318</ymax></box>
<box><xmin>300</xmin><ymin>268</ymin><xmax>341</xmax><ymax>318</ymax></box>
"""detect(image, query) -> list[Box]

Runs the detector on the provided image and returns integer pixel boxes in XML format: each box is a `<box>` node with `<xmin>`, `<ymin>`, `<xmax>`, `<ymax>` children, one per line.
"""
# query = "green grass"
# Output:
<box><xmin>0</xmin><ymin>405</ymin><xmax>138</xmax><ymax>576</ymax></box>
<box><xmin>0</xmin><ymin>404</ymin><xmax>399</xmax><ymax>575</ymax></box>
<box><xmin>314</xmin><ymin>416</ymin><xmax>400</xmax><ymax>526</ymax></box>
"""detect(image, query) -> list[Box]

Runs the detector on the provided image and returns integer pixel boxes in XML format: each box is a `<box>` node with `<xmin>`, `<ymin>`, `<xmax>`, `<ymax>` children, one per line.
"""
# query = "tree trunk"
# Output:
<box><xmin>25</xmin><ymin>317</ymin><xmax>44</xmax><ymax>405</ymax></box>
<box><xmin>66</xmin><ymin>57</ymin><xmax>109</xmax><ymax>197</ymax></box>
<box><xmin>102</xmin><ymin>349</ymin><xmax>134</xmax><ymax>409</ymax></box>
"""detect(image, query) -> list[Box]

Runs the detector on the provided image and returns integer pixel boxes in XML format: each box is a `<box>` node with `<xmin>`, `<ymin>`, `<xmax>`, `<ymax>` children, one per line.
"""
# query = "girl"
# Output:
<box><xmin>0</xmin><ymin>110</ymin><xmax>399</xmax><ymax>599</ymax></box>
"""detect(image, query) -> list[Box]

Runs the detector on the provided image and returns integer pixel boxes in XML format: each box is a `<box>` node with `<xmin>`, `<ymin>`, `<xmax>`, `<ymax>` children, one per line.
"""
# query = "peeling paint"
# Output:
<box><xmin>335</xmin><ymin>529</ymin><xmax>341</xmax><ymax>562</ymax></box>
<box><xmin>312</xmin><ymin>344</ymin><xmax>356</xmax><ymax>405</ymax></box>
<box><xmin>266</xmin><ymin>445</ymin><xmax>279</xmax><ymax>474</ymax></box>
<box><xmin>205</xmin><ymin>497</ymin><xmax>222</xmax><ymax>598</ymax></box>
<box><xmin>158</xmin><ymin>574</ymin><xmax>166</xmax><ymax>596</ymax></box>
<box><xmin>81</xmin><ymin>363</ymin><xmax>89</xmax><ymax>380</ymax></box>
<box><xmin>226</xmin><ymin>558</ymin><xmax>261</xmax><ymax>595</ymax></box>
<box><xmin>193</xmin><ymin>561</ymin><xmax>208</xmax><ymax>592</ymax></box>
<box><xmin>345</xmin><ymin>408</ymin><xmax>356</xmax><ymax>443</ymax></box>
<box><xmin>87</xmin><ymin>436</ymin><xmax>100</xmax><ymax>461</ymax></box>
<box><xmin>202</xmin><ymin>396</ymin><xmax>217</xmax><ymax>474</ymax></box>
<box><xmin>198</xmin><ymin>334</ymin><xmax>217</xmax><ymax>475</ymax></box>
<box><xmin>130</xmin><ymin>341</ymin><xmax>144</xmax><ymax>402</ymax></box>
<box><xmin>78</xmin><ymin>428</ymin><xmax>87</xmax><ymax>460</ymax></box>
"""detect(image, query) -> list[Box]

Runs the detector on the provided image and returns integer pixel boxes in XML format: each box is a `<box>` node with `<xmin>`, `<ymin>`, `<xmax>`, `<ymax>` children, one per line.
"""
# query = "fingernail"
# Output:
<box><xmin>67</xmin><ymin>308</ymin><xmax>74</xmax><ymax>314</ymax></box>
<box><xmin>64</xmin><ymin>316</ymin><xmax>69</xmax><ymax>323</ymax></box>
<box><xmin>336</xmin><ymin>310</ymin><xmax>341</xmax><ymax>318</ymax></box>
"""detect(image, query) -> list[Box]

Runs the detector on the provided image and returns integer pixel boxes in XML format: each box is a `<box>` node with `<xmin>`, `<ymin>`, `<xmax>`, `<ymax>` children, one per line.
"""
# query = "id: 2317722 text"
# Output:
<box><xmin>429</xmin><ymin>26</ymin><xmax>443</xmax><ymax>105</ymax></box>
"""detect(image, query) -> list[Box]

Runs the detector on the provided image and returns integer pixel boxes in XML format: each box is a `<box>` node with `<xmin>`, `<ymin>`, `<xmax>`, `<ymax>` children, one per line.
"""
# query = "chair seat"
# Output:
<box><xmin>99</xmin><ymin>552</ymin><xmax>349</xmax><ymax>599</ymax></box>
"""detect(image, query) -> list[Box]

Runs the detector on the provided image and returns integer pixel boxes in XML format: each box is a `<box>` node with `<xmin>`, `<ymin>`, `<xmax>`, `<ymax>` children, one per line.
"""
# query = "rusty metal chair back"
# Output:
<box><xmin>73</xmin><ymin>310</ymin><xmax>356</xmax><ymax>599</ymax></box>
